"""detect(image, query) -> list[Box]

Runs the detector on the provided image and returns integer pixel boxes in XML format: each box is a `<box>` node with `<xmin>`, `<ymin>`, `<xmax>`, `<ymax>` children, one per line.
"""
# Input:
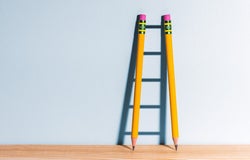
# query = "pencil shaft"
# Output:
<box><xmin>164</xmin><ymin>15</ymin><xmax>179</xmax><ymax>140</ymax></box>
<box><xmin>166</xmin><ymin>34</ymin><xmax>179</xmax><ymax>138</ymax></box>
<box><xmin>131</xmin><ymin>15</ymin><xmax>146</xmax><ymax>147</ymax></box>
<box><xmin>131</xmin><ymin>34</ymin><xmax>145</xmax><ymax>138</ymax></box>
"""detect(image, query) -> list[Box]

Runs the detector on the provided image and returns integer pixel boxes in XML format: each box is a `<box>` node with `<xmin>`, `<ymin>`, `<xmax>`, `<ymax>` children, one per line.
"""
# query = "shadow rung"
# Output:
<box><xmin>133</xmin><ymin>78</ymin><xmax>161</xmax><ymax>82</ymax></box>
<box><xmin>144</xmin><ymin>52</ymin><xmax>161</xmax><ymax>55</ymax></box>
<box><xmin>146</xmin><ymin>25</ymin><xmax>161</xmax><ymax>29</ymax></box>
<box><xmin>129</xmin><ymin>105</ymin><xmax>160</xmax><ymax>109</ymax></box>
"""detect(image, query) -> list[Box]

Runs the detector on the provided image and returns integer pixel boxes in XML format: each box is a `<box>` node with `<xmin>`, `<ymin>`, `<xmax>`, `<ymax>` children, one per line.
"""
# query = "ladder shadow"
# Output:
<box><xmin>117</xmin><ymin>15</ymin><xmax>167</xmax><ymax>145</ymax></box>
<box><xmin>116</xmin><ymin>15</ymin><xmax>139</xmax><ymax>145</ymax></box>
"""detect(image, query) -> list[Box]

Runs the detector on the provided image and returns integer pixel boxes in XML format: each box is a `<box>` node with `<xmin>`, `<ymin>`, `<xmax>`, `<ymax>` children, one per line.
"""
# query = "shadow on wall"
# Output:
<box><xmin>117</xmin><ymin>15</ymin><xmax>168</xmax><ymax>145</ymax></box>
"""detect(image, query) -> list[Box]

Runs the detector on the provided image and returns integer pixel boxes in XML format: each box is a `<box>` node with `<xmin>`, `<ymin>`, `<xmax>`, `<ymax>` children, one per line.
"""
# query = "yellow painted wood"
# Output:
<box><xmin>131</xmin><ymin>33</ymin><xmax>145</xmax><ymax>139</ymax></box>
<box><xmin>1</xmin><ymin>145</ymin><xmax>250</xmax><ymax>160</ymax></box>
<box><xmin>165</xmin><ymin>33</ymin><xmax>179</xmax><ymax>140</ymax></box>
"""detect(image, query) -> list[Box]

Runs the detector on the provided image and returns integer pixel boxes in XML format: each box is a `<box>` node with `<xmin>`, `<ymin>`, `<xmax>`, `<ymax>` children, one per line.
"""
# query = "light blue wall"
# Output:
<box><xmin>1</xmin><ymin>0</ymin><xmax>250</xmax><ymax>144</ymax></box>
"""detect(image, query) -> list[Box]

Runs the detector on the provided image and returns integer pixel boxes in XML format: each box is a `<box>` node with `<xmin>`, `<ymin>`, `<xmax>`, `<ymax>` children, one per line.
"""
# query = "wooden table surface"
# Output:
<box><xmin>1</xmin><ymin>145</ymin><xmax>250</xmax><ymax>160</ymax></box>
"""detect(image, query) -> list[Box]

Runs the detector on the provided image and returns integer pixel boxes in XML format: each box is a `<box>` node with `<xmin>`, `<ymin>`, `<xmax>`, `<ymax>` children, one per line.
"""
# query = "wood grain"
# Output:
<box><xmin>0</xmin><ymin>145</ymin><xmax>250</xmax><ymax>160</ymax></box>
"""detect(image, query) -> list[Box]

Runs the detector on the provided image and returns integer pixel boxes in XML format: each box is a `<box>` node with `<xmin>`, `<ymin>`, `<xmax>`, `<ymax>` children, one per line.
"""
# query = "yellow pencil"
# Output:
<box><xmin>163</xmin><ymin>14</ymin><xmax>179</xmax><ymax>151</ymax></box>
<box><xmin>131</xmin><ymin>14</ymin><xmax>146</xmax><ymax>151</ymax></box>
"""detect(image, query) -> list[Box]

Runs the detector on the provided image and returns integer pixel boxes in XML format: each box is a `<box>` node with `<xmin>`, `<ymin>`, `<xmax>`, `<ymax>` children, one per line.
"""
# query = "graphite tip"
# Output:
<box><xmin>175</xmin><ymin>145</ymin><xmax>178</xmax><ymax>151</ymax></box>
<box><xmin>132</xmin><ymin>146</ymin><xmax>135</xmax><ymax>151</ymax></box>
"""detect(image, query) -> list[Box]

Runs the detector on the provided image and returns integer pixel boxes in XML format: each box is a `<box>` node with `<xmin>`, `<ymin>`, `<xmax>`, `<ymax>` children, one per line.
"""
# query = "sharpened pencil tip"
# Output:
<box><xmin>175</xmin><ymin>145</ymin><xmax>178</xmax><ymax>151</ymax></box>
<box><xmin>132</xmin><ymin>146</ymin><xmax>135</xmax><ymax>151</ymax></box>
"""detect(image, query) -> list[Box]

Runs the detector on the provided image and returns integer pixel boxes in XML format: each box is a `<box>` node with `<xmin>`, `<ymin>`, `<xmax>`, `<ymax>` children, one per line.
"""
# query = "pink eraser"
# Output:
<box><xmin>139</xmin><ymin>14</ymin><xmax>146</xmax><ymax>20</ymax></box>
<box><xmin>163</xmin><ymin>14</ymin><xmax>171</xmax><ymax>21</ymax></box>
